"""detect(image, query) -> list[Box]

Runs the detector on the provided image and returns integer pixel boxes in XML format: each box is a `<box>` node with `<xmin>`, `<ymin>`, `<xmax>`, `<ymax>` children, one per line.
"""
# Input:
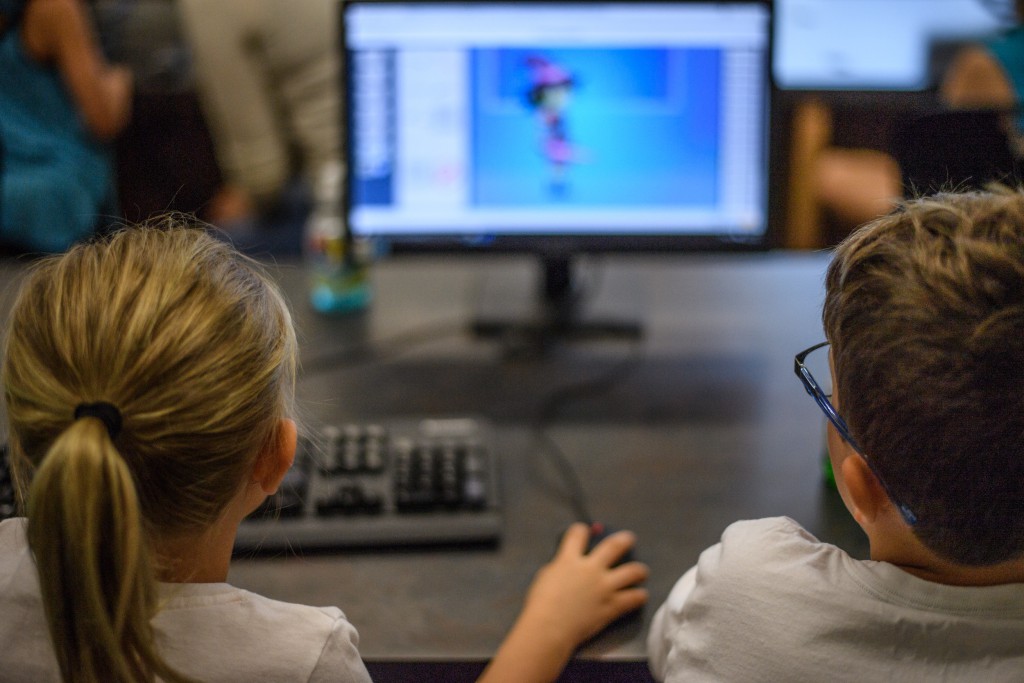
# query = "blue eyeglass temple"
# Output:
<box><xmin>795</xmin><ymin>344</ymin><xmax>918</xmax><ymax>527</ymax></box>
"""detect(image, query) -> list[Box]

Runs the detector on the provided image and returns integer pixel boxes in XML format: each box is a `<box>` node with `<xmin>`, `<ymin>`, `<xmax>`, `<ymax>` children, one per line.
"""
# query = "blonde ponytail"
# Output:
<box><xmin>27</xmin><ymin>418</ymin><xmax>183</xmax><ymax>682</ymax></box>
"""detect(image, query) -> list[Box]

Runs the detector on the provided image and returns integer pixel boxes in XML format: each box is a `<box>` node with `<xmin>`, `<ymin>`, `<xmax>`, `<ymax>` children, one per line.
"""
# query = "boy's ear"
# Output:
<box><xmin>840</xmin><ymin>451</ymin><xmax>890</xmax><ymax>526</ymax></box>
<box><xmin>253</xmin><ymin>419</ymin><xmax>297</xmax><ymax>495</ymax></box>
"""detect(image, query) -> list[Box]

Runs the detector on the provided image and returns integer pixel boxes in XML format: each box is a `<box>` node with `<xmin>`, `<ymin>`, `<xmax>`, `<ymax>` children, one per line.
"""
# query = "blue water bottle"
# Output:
<box><xmin>305</xmin><ymin>162</ymin><xmax>371</xmax><ymax>314</ymax></box>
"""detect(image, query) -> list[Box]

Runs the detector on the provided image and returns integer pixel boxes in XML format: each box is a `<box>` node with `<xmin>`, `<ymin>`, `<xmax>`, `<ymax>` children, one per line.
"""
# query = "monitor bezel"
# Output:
<box><xmin>339</xmin><ymin>0</ymin><xmax>780</xmax><ymax>255</ymax></box>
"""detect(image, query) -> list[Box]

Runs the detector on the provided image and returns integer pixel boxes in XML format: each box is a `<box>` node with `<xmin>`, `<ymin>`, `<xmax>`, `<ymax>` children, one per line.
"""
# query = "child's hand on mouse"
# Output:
<box><xmin>526</xmin><ymin>522</ymin><xmax>648</xmax><ymax>644</ymax></box>
<box><xmin>478</xmin><ymin>522</ymin><xmax>648</xmax><ymax>683</ymax></box>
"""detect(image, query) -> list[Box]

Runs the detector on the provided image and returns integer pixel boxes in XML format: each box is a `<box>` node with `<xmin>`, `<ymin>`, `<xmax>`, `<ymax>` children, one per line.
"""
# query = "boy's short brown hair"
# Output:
<box><xmin>824</xmin><ymin>188</ymin><xmax>1024</xmax><ymax>566</ymax></box>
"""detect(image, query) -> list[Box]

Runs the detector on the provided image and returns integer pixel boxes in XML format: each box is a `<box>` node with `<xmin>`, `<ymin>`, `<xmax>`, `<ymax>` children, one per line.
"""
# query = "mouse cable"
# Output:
<box><xmin>533</xmin><ymin>428</ymin><xmax>592</xmax><ymax>524</ymax></box>
<box><xmin>297</xmin><ymin>318</ymin><xmax>467</xmax><ymax>380</ymax></box>
<box><xmin>532</xmin><ymin>338</ymin><xmax>646</xmax><ymax>525</ymax></box>
<box><xmin>534</xmin><ymin>341</ymin><xmax>645</xmax><ymax>424</ymax></box>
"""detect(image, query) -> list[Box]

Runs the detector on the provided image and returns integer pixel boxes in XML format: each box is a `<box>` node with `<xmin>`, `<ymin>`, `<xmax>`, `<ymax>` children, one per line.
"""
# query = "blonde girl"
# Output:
<box><xmin>0</xmin><ymin>222</ymin><xmax>647</xmax><ymax>682</ymax></box>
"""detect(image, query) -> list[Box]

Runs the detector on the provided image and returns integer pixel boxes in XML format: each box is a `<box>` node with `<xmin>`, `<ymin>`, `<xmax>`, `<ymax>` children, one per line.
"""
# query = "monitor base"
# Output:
<box><xmin>470</xmin><ymin>256</ymin><xmax>643</xmax><ymax>354</ymax></box>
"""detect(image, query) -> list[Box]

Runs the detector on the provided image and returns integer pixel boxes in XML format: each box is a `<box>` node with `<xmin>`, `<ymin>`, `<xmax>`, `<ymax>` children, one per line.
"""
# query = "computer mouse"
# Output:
<box><xmin>567</xmin><ymin>521</ymin><xmax>637</xmax><ymax>566</ymax></box>
<box><xmin>580</xmin><ymin>522</ymin><xmax>645</xmax><ymax>630</ymax></box>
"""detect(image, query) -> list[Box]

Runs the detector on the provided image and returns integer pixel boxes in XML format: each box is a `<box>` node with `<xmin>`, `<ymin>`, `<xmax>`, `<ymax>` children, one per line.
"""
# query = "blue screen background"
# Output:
<box><xmin>471</xmin><ymin>47</ymin><xmax>722</xmax><ymax>207</ymax></box>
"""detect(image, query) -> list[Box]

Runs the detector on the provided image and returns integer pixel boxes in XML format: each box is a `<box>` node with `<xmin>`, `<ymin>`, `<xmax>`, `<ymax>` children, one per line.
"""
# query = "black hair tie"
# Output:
<box><xmin>74</xmin><ymin>402</ymin><xmax>123</xmax><ymax>440</ymax></box>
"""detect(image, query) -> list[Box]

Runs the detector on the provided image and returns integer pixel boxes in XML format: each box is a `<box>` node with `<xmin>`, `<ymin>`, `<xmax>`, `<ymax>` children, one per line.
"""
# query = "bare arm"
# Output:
<box><xmin>22</xmin><ymin>0</ymin><xmax>132</xmax><ymax>140</ymax></box>
<box><xmin>477</xmin><ymin>524</ymin><xmax>649</xmax><ymax>683</ymax></box>
<box><xmin>940</xmin><ymin>45</ymin><xmax>1016</xmax><ymax>110</ymax></box>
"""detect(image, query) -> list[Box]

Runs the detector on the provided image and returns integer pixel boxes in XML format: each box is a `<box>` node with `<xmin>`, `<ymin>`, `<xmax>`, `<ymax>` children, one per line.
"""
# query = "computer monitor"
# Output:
<box><xmin>341</xmin><ymin>0</ymin><xmax>771</xmax><ymax>340</ymax></box>
<box><xmin>773</xmin><ymin>0</ymin><xmax>1013</xmax><ymax>91</ymax></box>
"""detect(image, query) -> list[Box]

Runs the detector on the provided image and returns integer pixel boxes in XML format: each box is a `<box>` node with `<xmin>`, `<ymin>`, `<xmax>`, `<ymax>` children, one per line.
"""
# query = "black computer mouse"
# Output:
<box><xmin>566</xmin><ymin>521</ymin><xmax>637</xmax><ymax>566</ymax></box>
<box><xmin>579</xmin><ymin>522</ymin><xmax>645</xmax><ymax>628</ymax></box>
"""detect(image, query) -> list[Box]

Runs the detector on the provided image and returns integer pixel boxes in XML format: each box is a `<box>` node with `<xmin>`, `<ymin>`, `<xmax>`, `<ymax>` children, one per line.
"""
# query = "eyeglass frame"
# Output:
<box><xmin>794</xmin><ymin>341</ymin><xmax>918</xmax><ymax>526</ymax></box>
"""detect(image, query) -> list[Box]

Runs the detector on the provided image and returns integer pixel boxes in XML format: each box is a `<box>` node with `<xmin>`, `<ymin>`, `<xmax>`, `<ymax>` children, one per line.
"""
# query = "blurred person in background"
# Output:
<box><xmin>176</xmin><ymin>0</ymin><xmax>339</xmax><ymax>250</ymax></box>
<box><xmin>814</xmin><ymin>0</ymin><xmax>1024</xmax><ymax>231</ymax></box>
<box><xmin>0</xmin><ymin>0</ymin><xmax>132</xmax><ymax>253</ymax></box>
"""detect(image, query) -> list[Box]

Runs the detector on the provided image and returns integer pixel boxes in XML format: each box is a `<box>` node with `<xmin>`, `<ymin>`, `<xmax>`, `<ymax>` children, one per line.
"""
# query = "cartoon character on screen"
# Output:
<box><xmin>525</xmin><ymin>56</ymin><xmax>577</xmax><ymax>195</ymax></box>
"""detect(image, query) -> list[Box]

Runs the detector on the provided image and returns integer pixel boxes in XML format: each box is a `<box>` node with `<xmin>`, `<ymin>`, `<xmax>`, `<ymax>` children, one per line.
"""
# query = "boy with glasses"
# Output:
<box><xmin>648</xmin><ymin>188</ymin><xmax>1024</xmax><ymax>681</ymax></box>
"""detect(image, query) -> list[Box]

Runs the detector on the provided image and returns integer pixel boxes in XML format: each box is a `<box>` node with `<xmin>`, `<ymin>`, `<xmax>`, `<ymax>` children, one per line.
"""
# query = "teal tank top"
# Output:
<box><xmin>0</xmin><ymin>0</ymin><xmax>117</xmax><ymax>252</ymax></box>
<box><xmin>987</xmin><ymin>25</ymin><xmax>1024</xmax><ymax>103</ymax></box>
<box><xmin>986</xmin><ymin>24</ymin><xmax>1024</xmax><ymax>131</ymax></box>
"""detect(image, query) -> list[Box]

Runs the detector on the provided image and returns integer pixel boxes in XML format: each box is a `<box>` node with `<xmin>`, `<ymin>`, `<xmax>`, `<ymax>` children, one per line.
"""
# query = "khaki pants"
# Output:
<box><xmin>177</xmin><ymin>0</ymin><xmax>340</xmax><ymax>205</ymax></box>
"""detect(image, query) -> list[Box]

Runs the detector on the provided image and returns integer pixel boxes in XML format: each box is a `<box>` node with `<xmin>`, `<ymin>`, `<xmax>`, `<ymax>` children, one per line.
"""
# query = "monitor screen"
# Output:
<box><xmin>341</xmin><ymin>0</ymin><xmax>771</xmax><ymax>253</ymax></box>
<box><xmin>773</xmin><ymin>0</ymin><xmax>1013</xmax><ymax>91</ymax></box>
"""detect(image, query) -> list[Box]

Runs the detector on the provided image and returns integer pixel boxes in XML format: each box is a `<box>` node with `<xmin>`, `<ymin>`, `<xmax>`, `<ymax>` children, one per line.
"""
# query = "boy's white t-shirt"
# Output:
<box><xmin>0</xmin><ymin>518</ymin><xmax>372</xmax><ymax>683</ymax></box>
<box><xmin>648</xmin><ymin>516</ymin><xmax>1024</xmax><ymax>682</ymax></box>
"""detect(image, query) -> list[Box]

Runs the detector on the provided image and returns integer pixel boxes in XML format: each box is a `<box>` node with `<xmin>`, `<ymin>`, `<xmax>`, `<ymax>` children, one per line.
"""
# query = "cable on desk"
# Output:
<box><xmin>533</xmin><ymin>429</ymin><xmax>592</xmax><ymax>523</ymax></box>
<box><xmin>531</xmin><ymin>338</ymin><xmax>646</xmax><ymax>524</ymax></box>
<box><xmin>298</xmin><ymin>319</ymin><xmax>467</xmax><ymax>379</ymax></box>
<box><xmin>295</xmin><ymin>291</ymin><xmax>644</xmax><ymax>526</ymax></box>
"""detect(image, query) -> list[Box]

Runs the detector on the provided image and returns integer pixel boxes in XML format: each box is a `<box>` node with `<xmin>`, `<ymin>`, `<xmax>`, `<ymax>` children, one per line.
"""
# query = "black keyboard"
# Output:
<box><xmin>234</xmin><ymin>417</ymin><xmax>502</xmax><ymax>551</ymax></box>
<box><xmin>0</xmin><ymin>419</ymin><xmax>503</xmax><ymax>550</ymax></box>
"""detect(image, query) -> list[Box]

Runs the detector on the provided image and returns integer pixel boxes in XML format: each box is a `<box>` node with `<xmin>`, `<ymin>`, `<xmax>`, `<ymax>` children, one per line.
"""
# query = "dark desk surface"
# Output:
<box><xmin>0</xmin><ymin>250</ymin><xmax>865</xmax><ymax>666</ymax></box>
<box><xmin>223</xmin><ymin>251</ymin><xmax>867</xmax><ymax>662</ymax></box>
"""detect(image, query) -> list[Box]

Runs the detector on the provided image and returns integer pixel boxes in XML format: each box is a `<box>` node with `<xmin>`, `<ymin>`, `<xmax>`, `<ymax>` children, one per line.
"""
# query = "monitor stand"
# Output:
<box><xmin>471</xmin><ymin>256</ymin><xmax>643</xmax><ymax>351</ymax></box>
